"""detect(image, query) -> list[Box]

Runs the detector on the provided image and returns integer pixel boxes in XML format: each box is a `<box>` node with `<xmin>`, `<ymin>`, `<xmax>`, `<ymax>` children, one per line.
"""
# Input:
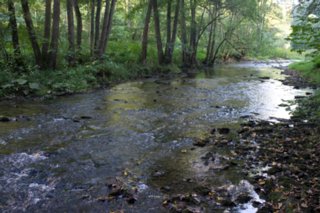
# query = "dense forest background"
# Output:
<box><xmin>0</xmin><ymin>0</ymin><xmax>317</xmax><ymax>97</ymax></box>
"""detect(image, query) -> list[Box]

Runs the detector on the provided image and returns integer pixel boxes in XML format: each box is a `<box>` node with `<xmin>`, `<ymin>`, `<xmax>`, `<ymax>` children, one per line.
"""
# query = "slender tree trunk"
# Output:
<box><xmin>97</xmin><ymin>0</ymin><xmax>117</xmax><ymax>58</ymax></box>
<box><xmin>48</xmin><ymin>0</ymin><xmax>60</xmax><ymax>69</ymax></box>
<box><xmin>140</xmin><ymin>0</ymin><xmax>153</xmax><ymax>64</ymax></box>
<box><xmin>164</xmin><ymin>0</ymin><xmax>172</xmax><ymax>63</ymax></box>
<box><xmin>42</xmin><ymin>0</ymin><xmax>52</xmax><ymax>68</ymax></box>
<box><xmin>67</xmin><ymin>0</ymin><xmax>75</xmax><ymax>66</ymax></box>
<box><xmin>152</xmin><ymin>0</ymin><xmax>163</xmax><ymax>64</ymax></box>
<box><xmin>21</xmin><ymin>0</ymin><xmax>42</xmax><ymax>67</ymax></box>
<box><xmin>96</xmin><ymin>0</ymin><xmax>110</xmax><ymax>57</ymax></box>
<box><xmin>211</xmin><ymin>38</ymin><xmax>226</xmax><ymax>65</ymax></box>
<box><xmin>166</xmin><ymin>0</ymin><xmax>180</xmax><ymax>64</ymax></box>
<box><xmin>208</xmin><ymin>19</ymin><xmax>217</xmax><ymax>65</ymax></box>
<box><xmin>0</xmin><ymin>27</ymin><xmax>9</xmax><ymax>63</ymax></box>
<box><xmin>74</xmin><ymin>0</ymin><xmax>82</xmax><ymax>50</ymax></box>
<box><xmin>8</xmin><ymin>0</ymin><xmax>22</xmax><ymax>65</ymax></box>
<box><xmin>94</xmin><ymin>0</ymin><xmax>102</xmax><ymax>51</ymax></box>
<box><xmin>90</xmin><ymin>0</ymin><xmax>95</xmax><ymax>55</ymax></box>
<box><xmin>189</xmin><ymin>0</ymin><xmax>197</xmax><ymax>66</ymax></box>
<box><xmin>205</xmin><ymin>18</ymin><xmax>213</xmax><ymax>64</ymax></box>
<box><xmin>180</xmin><ymin>0</ymin><xmax>188</xmax><ymax>67</ymax></box>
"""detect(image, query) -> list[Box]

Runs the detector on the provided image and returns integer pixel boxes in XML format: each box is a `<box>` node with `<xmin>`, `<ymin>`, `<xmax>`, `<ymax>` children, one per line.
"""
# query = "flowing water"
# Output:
<box><xmin>0</xmin><ymin>61</ymin><xmax>313</xmax><ymax>212</ymax></box>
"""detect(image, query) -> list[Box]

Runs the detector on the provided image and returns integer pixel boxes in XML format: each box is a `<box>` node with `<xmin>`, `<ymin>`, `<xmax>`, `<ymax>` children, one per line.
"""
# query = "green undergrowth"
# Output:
<box><xmin>294</xmin><ymin>91</ymin><xmax>320</xmax><ymax>121</ymax></box>
<box><xmin>0</xmin><ymin>60</ymin><xmax>181</xmax><ymax>99</ymax></box>
<box><xmin>289</xmin><ymin>55</ymin><xmax>320</xmax><ymax>84</ymax></box>
<box><xmin>249</xmin><ymin>48</ymin><xmax>303</xmax><ymax>60</ymax></box>
<box><xmin>290</xmin><ymin>55</ymin><xmax>320</xmax><ymax>120</ymax></box>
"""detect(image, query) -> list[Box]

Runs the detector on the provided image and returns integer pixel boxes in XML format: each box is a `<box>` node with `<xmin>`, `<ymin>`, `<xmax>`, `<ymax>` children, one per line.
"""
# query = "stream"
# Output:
<box><xmin>0</xmin><ymin>61</ymin><xmax>313</xmax><ymax>212</ymax></box>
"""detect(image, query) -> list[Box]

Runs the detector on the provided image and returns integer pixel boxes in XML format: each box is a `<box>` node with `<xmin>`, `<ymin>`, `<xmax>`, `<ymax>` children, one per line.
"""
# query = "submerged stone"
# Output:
<box><xmin>218</xmin><ymin>128</ymin><xmax>230</xmax><ymax>134</ymax></box>
<box><xmin>0</xmin><ymin>116</ymin><xmax>10</xmax><ymax>122</ymax></box>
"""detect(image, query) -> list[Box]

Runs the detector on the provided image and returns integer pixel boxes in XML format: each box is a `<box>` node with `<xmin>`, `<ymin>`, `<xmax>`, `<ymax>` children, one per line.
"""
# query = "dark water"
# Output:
<box><xmin>0</xmin><ymin>61</ymin><xmax>312</xmax><ymax>212</ymax></box>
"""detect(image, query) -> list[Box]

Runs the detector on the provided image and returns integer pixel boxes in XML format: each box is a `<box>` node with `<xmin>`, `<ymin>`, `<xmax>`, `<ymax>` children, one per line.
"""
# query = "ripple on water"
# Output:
<box><xmin>0</xmin><ymin>152</ymin><xmax>56</xmax><ymax>211</ymax></box>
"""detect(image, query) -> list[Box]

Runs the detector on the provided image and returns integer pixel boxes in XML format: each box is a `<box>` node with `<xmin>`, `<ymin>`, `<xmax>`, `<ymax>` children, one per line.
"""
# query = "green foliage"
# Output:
<box><xmin>0</xmin><ymin>58</ymin><xmax>168</xmax><ymax>98</ymax></box>
<box><xmin>294</xmin><ymin>91</ymin><xmax>320</xmax><ymax>120</ymax></box>
<box><xmin>312</xmin><ymin>54</ymin><xmax>320</xmax><ymax>68</ymax></box>
<box><xmin>251</xmin><ymin>48</ymin><xmax>303</xmax><ymax>60</ymax></box>
<box><xmin>107</xmin><ymin>41</ymin><xmax>142</xmax><ymax>64</ymax></box>
<box><xmin>289</xmin><ymin>0</ymin><xmax>320</xmax><ymax>54</ymax></box>
<box><xmin>289</xmin><ymin>61</ymin><xmax>314</xmax><ymax>72</ymax></box>
<box><xmin>289</xmin><ymin>58</ymin><xmax>320</xmax><ymax>84</ymax></box>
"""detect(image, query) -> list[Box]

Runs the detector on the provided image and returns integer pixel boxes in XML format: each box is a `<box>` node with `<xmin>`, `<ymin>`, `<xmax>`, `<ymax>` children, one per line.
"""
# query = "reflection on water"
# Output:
<box><xmin>0</xmin><ymin>61</ymin><xmax>313</xmax><ymax>212</ymax></box>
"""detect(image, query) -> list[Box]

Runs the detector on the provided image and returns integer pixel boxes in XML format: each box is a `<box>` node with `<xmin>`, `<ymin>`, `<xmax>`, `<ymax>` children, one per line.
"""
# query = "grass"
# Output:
<box><xmin>249</xmin><ymin>48</ymin><xmax>304</xmax><ymax>60</ymax></box>
<box><xmin>289</xmin><ymin>56</ymin><xmax>320</xmax><ymax>84</ymax></box>
<box><xmin>289</xmin><ymin>55</ymin><xmax>320</xmax><ymax>120</ymax></box>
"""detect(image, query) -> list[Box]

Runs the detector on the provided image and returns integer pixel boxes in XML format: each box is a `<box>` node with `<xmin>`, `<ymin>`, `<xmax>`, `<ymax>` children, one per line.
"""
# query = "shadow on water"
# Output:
<box><xmin>0</xmin><ymin>61</ymin><xmax>314</xmax><ymax>212</ymax></box>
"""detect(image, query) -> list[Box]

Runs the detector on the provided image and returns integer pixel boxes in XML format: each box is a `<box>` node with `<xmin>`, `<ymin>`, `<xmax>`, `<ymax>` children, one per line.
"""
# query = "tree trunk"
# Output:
<box><xmin>74</xmin><ymin>0</ymin><xmax>82</xmax><ymax>50</ymax></box>
<box><xmin>0</xmin><ymin>26</ymin><xmax>9</xmax><ymax>63</ymax></box>
<box><xmin>94</xmin><ymin>0</ymin><xmax>102</xmax><ymax>51</ymax></box>
<box><xmin>8</xmin><ymin>0</ymin><xmax>22</xmax><ymax>65</ymax></box>
<box><xmin>180</xmin><ymin>0</ymin><xmax>188</xmax><ymax>67</ymax></box>
<box><xmin>42</xmin><ymin>0</ymin><xmax>52</xmax><ymax>68</ymax></box>
<box><xmin>165</xmin><ymin>0</ymin><xmax>180</xmax><ymax>64</ymax></box>
<box><xmin>189</xmin><ymin>0</ymin><xmax>197</xmax><ymax>66</ymax></box>
<box><xmin>90</xmin><ymin>0</ymin><xmax>95</xmax><ymax>55</ymax></box>
<box><xmin>204</xmin><ymin>18</ymin><xmax>214</xmax><ymax>64</ymax></box>
<box><xmin>96</xmin><ymin>0</ymin><xmax>110</xmax><ymax>57</ymax></box>
<box><xmin>152</xmin><ymin>0</ymin><xmax>163</xmax><ymax>64</ymax></box>
<box><xmin>67</xmin><ymin>0</ymin><xmax>76</xmax><ymax>66</ymax></box>
<box><xmin>21</xmin><ymin>0</ymin><xmax>42</xmax><ymax>67</ymax></box>
<box><xmin>164</xmin><ymin>0</ymin><xmax>172</xmax><ymax>64</ymax></box>
<box><xmin>208</xmin><ymin>20</ymin><xmax>217</xmax><ymax>65</ymax></box>
<box><xmin>140</xmin><ymin>0</ymin><xmax>153</xmax><ymax>64</ymax></box>
<box><xmin>48</xmin><ymin>0</ymin><xmax>60</xmax><ymax>69</ymax></box>
<box><xmin>97</xmin><ymin>0</ymin><xmax>117</xmax><ymax>58</ymax></box>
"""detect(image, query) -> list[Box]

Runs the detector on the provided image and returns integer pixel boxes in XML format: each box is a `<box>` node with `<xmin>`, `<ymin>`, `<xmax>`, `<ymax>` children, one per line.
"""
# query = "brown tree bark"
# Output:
<box><xmin>73</xmin><ymin>0</ymin><xmax>82</xmax><ymax>50</ymax></box>
<box><xmin>8</xmin><ymin>0</ymin><xmax>23</xmax><ymax>68</ymax></box>
<box><xmin>140</xmin><ymin>0</ymin><xmax>153</xmax><ymax>64</ymax></box>
<box><xmin>180</xmin><ymin>0</ymin><xmax>188</xmax><ymax>67</ymax></box>
<box><xmin>21</xmin><ymin>0</ymin><xmax>42</xmax><ymax>67</ymax></box>
<box><xmin>164</xmin><ymin>0</ymin><xmax>172</xmax><ymax>63</ymax></box>
<box><xmin>48</xmin><ymin>0</ymin><xmax>60</xmax><ymax>69</ymax></box>
<box><xmin>42</xmin><ymin>0</ymin><xmax>52</xmax><ymax>68</ymax></box>
<box><xmin>189</xmin><ymin>0</ymin><xmax>197</xmax><ymax>66</ymax></box>
<box><xmin>94</xmin><ymin>0</ymin><xmax>102</xmax><ymax>51</ymax></box>
<box><xmin>164</xmin><ymin>0</ymin><xmax>180</xmax><ymax>64</ymax></box>
<box><xmin>0</xmin><ymin>26</ymin><xmax>9</xmax><ymax>63</ymax></box>
<box><xmin>152</xmin><ymin>0</ymin><xmax>163</xmax><ymax>64</ymax></box>
<box><xmin>66</xmin><ymin>0</ymin><xmax>76</xmax><ymax>66</ymax></box>
<box><xmin>90</xmin><ymin>0</ymin><xmax>95</xmax><ymax>55</ymax></box>
<box><xmin>97</xmin><ymin>0</ymin><xmax>117</xmax><ymax>58</ymax></box>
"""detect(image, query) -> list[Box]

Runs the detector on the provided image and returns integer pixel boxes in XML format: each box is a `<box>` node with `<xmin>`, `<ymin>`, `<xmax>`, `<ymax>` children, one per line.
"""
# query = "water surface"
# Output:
<box><xmin>0</xmin><ymin>61</ymin><xmax>312</xmax><ymax>212</ymax></box>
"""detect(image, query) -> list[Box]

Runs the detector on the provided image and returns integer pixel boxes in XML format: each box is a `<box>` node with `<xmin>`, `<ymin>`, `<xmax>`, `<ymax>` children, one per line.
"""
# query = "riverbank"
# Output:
<box><xmin>0</xmin><ymin>59</ymin><xmax>299</xmax><ymax>101</ymax></box>
<box><xmin>199</xmin><ymin>65</ymin><xmax>320</xmax><ymax>212</ymax></box>
<box><xmin>0</xmin><ymin>61</ymin><xmax>182</xmax><ymax>100</ymax></box>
